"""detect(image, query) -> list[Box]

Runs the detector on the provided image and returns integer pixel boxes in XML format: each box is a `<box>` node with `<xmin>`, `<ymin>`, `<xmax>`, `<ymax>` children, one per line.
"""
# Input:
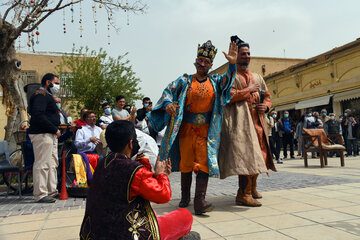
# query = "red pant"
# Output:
<box><xmin>157</xmin><ymin>208</ymin><xmax>193</xmax><ymax>240</ymax></box>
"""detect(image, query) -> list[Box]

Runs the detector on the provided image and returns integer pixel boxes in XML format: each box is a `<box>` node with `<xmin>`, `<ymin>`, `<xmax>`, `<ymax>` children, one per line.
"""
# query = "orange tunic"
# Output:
<box><xmin>179</xmin><ymin>76</ymin><xmax>215</xmax><ymax>174</ymax></box>
<box><xmin>230</xmin><ymin>71</ymin><xmax>273</xmax><ymax>170</ymax></box>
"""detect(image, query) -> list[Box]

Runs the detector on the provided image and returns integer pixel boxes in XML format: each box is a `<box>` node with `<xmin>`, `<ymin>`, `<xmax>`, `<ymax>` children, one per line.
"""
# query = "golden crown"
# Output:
<box><xmin>197</xmin><ymin>40</ymin><xmax>217</xmax><ymax>62</ymax></box>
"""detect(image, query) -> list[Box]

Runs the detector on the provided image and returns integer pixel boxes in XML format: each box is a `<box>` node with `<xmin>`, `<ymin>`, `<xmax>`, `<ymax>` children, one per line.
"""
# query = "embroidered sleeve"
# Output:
<box><xmin>130</xmin><ymin>167</ymin><xmax>171</xmax><ymax>204</ymax></box>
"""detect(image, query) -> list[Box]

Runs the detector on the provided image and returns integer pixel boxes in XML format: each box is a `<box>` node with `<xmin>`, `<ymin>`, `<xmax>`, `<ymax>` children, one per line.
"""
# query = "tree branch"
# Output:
<box><xmin>2</xmin><ymin>1</ymin><xmax>20</xmax><ymax>24</ymax></box>
<box><xmin>39</xmin><ymin>0</ymin><xmax>81</xmax><ymax>13</ymax></box>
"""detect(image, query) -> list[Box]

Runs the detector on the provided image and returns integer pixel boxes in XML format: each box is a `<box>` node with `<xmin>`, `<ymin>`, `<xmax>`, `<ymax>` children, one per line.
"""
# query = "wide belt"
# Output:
<box><xmin>183</xmin><ymin>111</ymin><xmax>212</xmax><ymax>124</ymax></box>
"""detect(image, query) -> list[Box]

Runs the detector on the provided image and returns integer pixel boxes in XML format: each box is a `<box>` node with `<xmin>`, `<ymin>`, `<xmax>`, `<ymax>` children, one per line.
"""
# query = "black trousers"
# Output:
<box><xmin>269</xmin><ymin>136</ymin><xmax>279</xmax><ymax>160</ymax></box>
<box><xmin>346</xmin><ymin>139</ymin><xmax>359</xmax><ymax>156</ymax></box>
<box><xmin>272</xmin><ymin>135</ymin><xmax>281</xmax><ymax>160</ymax></box>
<box><xmin>282</xmin><ymin>132</ymin><xmax>294</xmax><ymax>158</ymax></box>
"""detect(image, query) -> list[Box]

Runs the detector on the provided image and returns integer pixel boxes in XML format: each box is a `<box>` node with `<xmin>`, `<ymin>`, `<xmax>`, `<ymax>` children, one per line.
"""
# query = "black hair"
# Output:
<box><xmin>83</xmin><ymin>110</ymin><xmax>95</xmax><ymax>120</ymax></box>
<box><xmin>115</xmin><ymin>95</ymin><xmax>125</xmax><ymax>102</ymax></box>
<box><xmin>41</xmin><ymin>73</ymin><xmax>58</xmax><ymax>86</ymax></box>
<box><xmin>142</xmin><ymin>97</ymin><xmax>150</xmax><ymax>103</ymax></box>
<box><xmin>102</xmin><ymin>102</ymin><xmax>110</xmax><ymax>109</ymax></box>
<box><xmin>106</xmin><ymin>120</ymin><xmax>136</xmax><ymax>153</ymax></box>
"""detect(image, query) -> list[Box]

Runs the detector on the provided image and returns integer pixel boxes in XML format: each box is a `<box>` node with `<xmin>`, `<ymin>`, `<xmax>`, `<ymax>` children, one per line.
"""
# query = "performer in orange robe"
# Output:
<box><xmin>179</xmin><ymin>76</ymin><xmax>215</xmax><ymax>174</ymax></box>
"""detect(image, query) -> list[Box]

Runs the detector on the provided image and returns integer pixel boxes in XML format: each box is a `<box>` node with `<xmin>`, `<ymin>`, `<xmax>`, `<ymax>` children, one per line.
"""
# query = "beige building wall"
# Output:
<box><xmin>0</xmin><ymin>52</ymin><xmax>71</xmax><ymax>140</ymax></box>
<box><xmin>211</xmin><ymin>57</ymin><xmax>304</xmax><ymax>76</ymax></box>
<box><xmin>265</xmin><ymin>38</ymin><xmax>360</xmax><ymax>117</ymax></box>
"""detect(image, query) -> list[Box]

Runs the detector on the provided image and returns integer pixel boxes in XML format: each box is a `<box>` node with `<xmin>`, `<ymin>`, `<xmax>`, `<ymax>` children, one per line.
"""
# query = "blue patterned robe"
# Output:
<box><xmin>147</xmin><ymin>64</ymin><xmax>236</xmax><ymax>177</ymax></box>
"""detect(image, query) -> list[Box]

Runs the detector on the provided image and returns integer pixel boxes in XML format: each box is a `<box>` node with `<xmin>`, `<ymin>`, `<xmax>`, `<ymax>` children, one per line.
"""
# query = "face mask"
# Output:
<box><xmin>330</xmin><ymin>116</ymin><xmax>335</xmax><ymax>120</ymax></box>
<box><xmin>104</xmin><ymin>108</ymin><xmax>111</xmax><ymax>115</ymax></box>
<box><xmin>50</xmin><ymin>83</ymin><xmax>60</xmax><ymax>96</ymax></box>
<box><xmin>322</xmin><ymin>113</ymin><xmax>327</xmax><ymax>117</ymax></box>
<box><xmin>284</xmin><ymin>114</ymin><xmax>289</xmax><ymax>118</ymax></box>
<box><xmin>307</xmin><ymin>113</ymin><xmax>312</xmax><ymax>117</ymax></box>
<box><xmin>344</xmin><ymin>113</ymin><xmax>348</xmax><ymax>117</ymax></box>
<box><xmin>339</xmin><ymin>118</ymin><xmax>343</xmax><ymax>122</ymax></box>
<box><xmin>56</xmin><ymin>103</ymin><xmax>61</xmax><ymax>110</ymax></box>
<box><xmin>131</xmin><ymin>137</ymin><xmax>140</xmax><ymax>158</ymax></box>
<box><xmin>272</xmin><ymin>114</ymin><xmax>277</xmax><ymax>118</ymax></box>
<box><xmin>144</xmin><ymin>104</ymin><xmax>149</xmax><ymax>109</ymax></box>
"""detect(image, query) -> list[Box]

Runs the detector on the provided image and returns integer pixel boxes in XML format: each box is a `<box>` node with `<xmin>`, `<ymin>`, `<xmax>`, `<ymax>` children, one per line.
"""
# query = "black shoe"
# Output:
<box><xmin>37</xmin><ymin>196</ymin><xmax>56</xmax><ymax>203</ymax></box>
<box><xmin>277</xmin><ymin>159</ymin><xmax>283</xmax><ymax>164</ymax></box>
<box><xmin>290</xmin><ymin>156</ymin><xmax>295</xmax><ymax>159</ymax></box>
<box><xmin>179</xmin><ymin>231</ymin><xmax>201</xmax><ymax>240</ymax></box>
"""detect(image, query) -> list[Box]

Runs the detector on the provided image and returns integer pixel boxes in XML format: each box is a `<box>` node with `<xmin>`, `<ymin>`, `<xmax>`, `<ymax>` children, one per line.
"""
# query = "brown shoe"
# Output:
<box><xmin>251</xmin><ymin>174</ymin><xmax>262</xmax><ymax>199</ymax></box>
<box><xmin>236</xmin><ymin>175</ymin><xmax>262</xmax><ymax>207</ymax></box>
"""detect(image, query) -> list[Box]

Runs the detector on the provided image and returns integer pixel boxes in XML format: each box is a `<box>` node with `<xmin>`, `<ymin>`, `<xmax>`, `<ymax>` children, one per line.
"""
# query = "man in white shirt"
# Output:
<box><xmin>75</xmin><ymin>110</ymin><xmax>102</xmax><ymax>154</ymax></box>
<box><xmin>99</xmin><ymin>102</ymin><xmax>113</xmax><ymax>129</ymax></box>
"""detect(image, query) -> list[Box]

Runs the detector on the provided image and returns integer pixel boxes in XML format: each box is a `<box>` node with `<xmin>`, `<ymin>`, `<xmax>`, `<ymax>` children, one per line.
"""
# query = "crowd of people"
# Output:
<box><xmin>266</xmin><ymin>108</ymin><xmax>359</xmax><ymax>162</ymax></box>
<box><xmin>25</xmin><ymin>36</ymin><xmax>359</xmax><ymax>239</ymax></box>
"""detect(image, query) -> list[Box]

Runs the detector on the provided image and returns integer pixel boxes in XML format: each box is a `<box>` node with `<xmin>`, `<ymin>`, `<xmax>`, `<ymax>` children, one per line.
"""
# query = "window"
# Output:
<box><xmin>20</xmin><ymin>71</ymin><xmax>37</xmax><ymax>86</ymax></box>
<box><xmin>59</xmin><ymin>72</ymin><xmax>74</xmax><ymax>97</ymax></box>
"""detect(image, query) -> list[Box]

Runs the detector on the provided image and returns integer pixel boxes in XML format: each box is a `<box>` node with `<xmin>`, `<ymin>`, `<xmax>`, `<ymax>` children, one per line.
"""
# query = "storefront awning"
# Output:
<box><xmin>295</xmin><ymin>95</ymin><xmax>333</xmax><ymax>110</ymax></box>
<box><xmin>333</xmin><ymin>89</ymin><xmax>360</xmax><ymax>102</ymax></box>
<box><xmin>274</xmin><ymin>103</ymin><xmax>296</xmax><ymax>112</ymax></box>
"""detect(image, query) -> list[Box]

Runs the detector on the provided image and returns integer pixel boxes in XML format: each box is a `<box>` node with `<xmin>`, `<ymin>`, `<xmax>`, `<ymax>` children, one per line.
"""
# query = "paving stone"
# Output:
<box><xmin>0</xmin><ymin>162</ymin><xmax>359</xmax><ymax>217</ymax></box>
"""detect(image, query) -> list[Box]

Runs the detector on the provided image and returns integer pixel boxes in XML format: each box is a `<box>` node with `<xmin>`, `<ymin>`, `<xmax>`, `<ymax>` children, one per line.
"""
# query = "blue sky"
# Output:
<box><xmin>6</xmin><ymin>0</ymin><xmax>360</xmax><ymax>107</ymax></box>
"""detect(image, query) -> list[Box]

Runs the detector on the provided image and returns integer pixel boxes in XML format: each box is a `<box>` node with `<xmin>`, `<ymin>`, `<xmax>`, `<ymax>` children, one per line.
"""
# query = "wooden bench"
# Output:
<box><xmin>302</xmin><ymin>129</ymin><xmax>345</xmax><ymax>168</ymax></box>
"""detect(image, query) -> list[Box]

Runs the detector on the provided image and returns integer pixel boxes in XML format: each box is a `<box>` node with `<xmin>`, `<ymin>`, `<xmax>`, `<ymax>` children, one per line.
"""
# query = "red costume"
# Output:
<box><xmin>80</xmin><ymin>152</ymin><xmax>192</xmax><ymax>240</ymax></box>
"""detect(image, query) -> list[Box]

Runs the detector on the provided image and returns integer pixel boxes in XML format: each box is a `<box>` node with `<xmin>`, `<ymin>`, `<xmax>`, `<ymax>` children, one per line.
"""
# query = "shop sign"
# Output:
<box><xmin>310</xmin><ymin>80</ymin><xmax>322</xmax><ymax>89</ymax></box>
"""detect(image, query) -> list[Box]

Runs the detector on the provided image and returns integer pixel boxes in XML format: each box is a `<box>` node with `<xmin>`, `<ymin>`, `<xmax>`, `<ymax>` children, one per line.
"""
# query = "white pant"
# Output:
<box><xmin>29</xmin><ymin>133</ymin><xmax>59</xmax><ymax>201</ymax></box>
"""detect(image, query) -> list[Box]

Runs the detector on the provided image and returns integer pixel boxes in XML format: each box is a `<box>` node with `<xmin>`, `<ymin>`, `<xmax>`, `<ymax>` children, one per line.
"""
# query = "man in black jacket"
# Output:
<box><xmin>28</xmin><ymin>73</ymin><xmax>61</xmax><ymax>203</ymax></box>
<box><xmin>341</xmin><ymin>109</ymin><xmax>359</xmax><ymax>156</ymax></box>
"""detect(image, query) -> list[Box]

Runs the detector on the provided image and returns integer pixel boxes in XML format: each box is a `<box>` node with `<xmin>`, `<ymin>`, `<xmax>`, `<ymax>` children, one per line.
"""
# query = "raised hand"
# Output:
<box><xmin>222</xmin><ymin>41</ymin><xmax>238</xmax><ymax>65</ymax></box>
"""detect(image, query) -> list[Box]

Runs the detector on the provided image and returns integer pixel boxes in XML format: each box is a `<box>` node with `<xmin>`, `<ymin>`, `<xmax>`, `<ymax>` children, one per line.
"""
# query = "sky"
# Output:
<box><xmin>7</xmin><ymin>0</ymin><xmax>360</xmax><ymax>108</ymax></box>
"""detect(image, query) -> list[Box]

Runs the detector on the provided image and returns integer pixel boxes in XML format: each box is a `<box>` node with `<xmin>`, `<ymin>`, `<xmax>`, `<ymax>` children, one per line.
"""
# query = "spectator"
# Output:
<box><xmin>294</xmin><ymin>114</ymin><xmax>305</xmax><ymax>157</ymax></box>
<box><xmin>271</xmin><ymin>111</ymin><xmax>282</xmax><ymax>163</ymax></box>
<box><xmin>265</xmin><ymin>112</ymin><xmax>276</xmax><ymax>160</ymax></box>
<box><xmin>341</xmin><ymin>109</ymin><xmax>359</xmax><ymax>157</ymax></box>
<box><xmin>136</xmin><ymin>97</ymin><xmax>152</xmax><ymax>122</ymax></box>
<box><xmin>74</xmin><ymin>108</ymin><xmax>88</xmax><ymax>128</ymax></box>
<box><xmin>54</xmin><ymin>97</ymin><xmax>75</xmax><ymax>143</ymax></box>
<box><xmin>28</xmin><ymin>73</ymin><xmax>61</xmax><ymax>203</ymax></box>
<box><xmin>54</xmin><ymin>97</ymin><xmax>68</xmax><ymax>125</ymax></box>
<box><xmin>279</xmin><ymin>111</ymin><xmax>295</xmax><ymax>159</ymax></box>
<box><xmin>313</xmin><ymin>111</ymin><xmax>323</xmax><ymax>128</ymax></box>
<box><xmin>325</xmin><ymin>113</ymin><xmax>342</xmax><ymax>157</ymax></box>
<box><xmin>124</xmin><ymin>104</ymin><xmax>132</xmax><ymax>114</ymax></box>
<box><xmin>74</xmin><ymin>110</ymin><xmax>102</xmax><ymax>154</ymax></box>
<box><xmin>112</xmin><ymin>95</ymin><xmax>136</xmax><ymax>122</ymax></box>
<box><xmin>136</xmin><ymin>97</ymin><xmax>157</xmax><ymax>139</ymax></box>
<box><xmin>320</xmin><ymin>109</ymin><xmax>330</xmax><ymax>125</ymax></box>
<box><xmin>99</xmin><ymin>102</ymin><xmax>113</xmax><ymax>130</ymax></box>
<box><xmin>304</xmin><ymin>109</ymin><xmax>318</xmax><ymax>158</ymax></box>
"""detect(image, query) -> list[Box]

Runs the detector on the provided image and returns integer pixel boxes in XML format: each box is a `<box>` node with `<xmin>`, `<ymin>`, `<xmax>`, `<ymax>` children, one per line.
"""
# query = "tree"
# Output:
<box><xmin>0</xmin><ymin>0</ymin><xmax>146</xmax><ymax>150</ymax></box>
<box><xmin>56</xmin><ymin>46</ymin><xmax>143</xmax><ymax>115</ymax></box>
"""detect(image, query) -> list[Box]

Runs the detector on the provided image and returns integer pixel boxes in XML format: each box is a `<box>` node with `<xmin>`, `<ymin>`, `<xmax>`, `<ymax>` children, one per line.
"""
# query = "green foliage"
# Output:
<box><xmin>56</xmin><ymin>46</ymin><xmax>143</xmax><ymax>116</ymax></box>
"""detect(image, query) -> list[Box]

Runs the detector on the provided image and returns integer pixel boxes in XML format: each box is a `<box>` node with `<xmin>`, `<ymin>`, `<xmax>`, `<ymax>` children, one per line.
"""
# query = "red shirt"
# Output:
<box><xmin>129</xmin><ymin>156</ymin><xmax>171</xmax><ymax>203</ymax></box>
<box><xmin>74</xmin><ymin>119</ymin><xmax>87</xmax><ymax>127</ymax></box>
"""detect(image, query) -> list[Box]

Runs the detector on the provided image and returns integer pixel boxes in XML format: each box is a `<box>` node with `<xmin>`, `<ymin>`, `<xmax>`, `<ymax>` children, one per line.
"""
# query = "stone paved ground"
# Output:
<box><xmin>1</xmin><ymin>156</ymin><xmax>360</xmax><ymax>239</ymax></box>
<box><xmin>1</xmin><ymin>156</ymin><xmax>359</xmax><ymax>217</ymax></box>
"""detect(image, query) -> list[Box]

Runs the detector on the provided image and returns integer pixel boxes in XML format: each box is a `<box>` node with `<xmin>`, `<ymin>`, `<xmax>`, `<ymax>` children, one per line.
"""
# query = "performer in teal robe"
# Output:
<box><xmin>148</xmin><ymin>40</ymin><xmax>238</xmax><ymax>215</ymax></box>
